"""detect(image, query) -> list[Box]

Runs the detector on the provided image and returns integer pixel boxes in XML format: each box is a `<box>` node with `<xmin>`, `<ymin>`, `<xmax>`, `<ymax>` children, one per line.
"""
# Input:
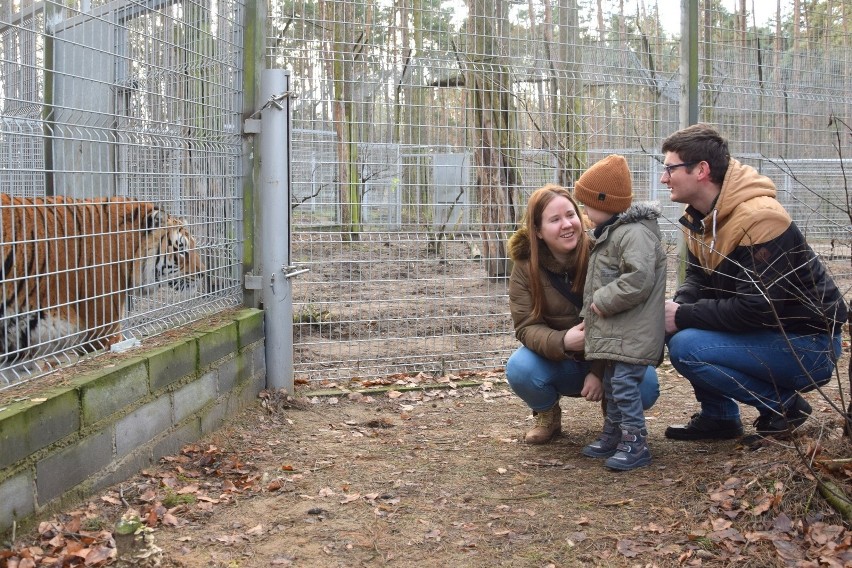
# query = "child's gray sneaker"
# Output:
<box><xmin>581</xmin><ymin>419</ymin><xmax>621</xmax><ymax>458</ymax></box>
<box><xmin>605</xmin><ymin>427</ymin><xmax>651</xmax><ymax>471</ymax></box>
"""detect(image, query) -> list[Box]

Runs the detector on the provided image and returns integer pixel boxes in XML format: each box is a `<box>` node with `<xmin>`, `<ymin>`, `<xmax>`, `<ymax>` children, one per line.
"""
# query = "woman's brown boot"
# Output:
<box><xmin>525</xmin><ymin>402</ymin><xmax>562</xmax><ymax>444</ymax></box>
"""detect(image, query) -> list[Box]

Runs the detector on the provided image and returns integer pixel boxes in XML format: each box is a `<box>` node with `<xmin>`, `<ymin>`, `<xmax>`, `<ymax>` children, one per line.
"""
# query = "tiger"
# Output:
<box><xmin>0</xmin><ymin>194</ymin><xmax>205</xmax><ymax>365</ymax></box>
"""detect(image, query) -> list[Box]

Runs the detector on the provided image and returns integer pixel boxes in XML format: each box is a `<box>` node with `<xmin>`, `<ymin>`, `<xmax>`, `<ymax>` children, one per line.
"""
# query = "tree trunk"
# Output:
<box><xmin>321</xmin><ymin>0</ymin><xmax>362</xmax><ymax>241</ymax></box>
<box><xmin>464</xmin><ymin>0</ymin><xmax>521</xmax><ymax>278</ymax></box>
<box><xmin>553</xmin><ymin>0</ymin><xmax>584</xmax><ymax>187</ymax></box>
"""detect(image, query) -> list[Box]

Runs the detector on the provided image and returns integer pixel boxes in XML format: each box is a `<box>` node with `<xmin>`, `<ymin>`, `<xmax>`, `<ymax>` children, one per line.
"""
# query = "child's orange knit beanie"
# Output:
<box><xmin>573</xmin><ymin>154</ymin><xmax>633</xmax><ymax>214</ymax></box>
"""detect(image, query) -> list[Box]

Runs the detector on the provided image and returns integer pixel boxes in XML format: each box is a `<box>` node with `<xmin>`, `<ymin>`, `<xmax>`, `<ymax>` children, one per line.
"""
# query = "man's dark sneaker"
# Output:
<box><xmin>664</xmin><ymin>413</ymin><xmax>744</xmax><ymax>441</ymax></box>
<box><xmin>753</xmin><ymin>395</ymin><xmax>812</xmax><ymax>438</ymax></box>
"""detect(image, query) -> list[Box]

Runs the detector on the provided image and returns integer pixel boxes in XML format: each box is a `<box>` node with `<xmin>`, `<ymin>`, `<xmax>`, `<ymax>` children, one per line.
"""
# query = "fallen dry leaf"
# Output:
<box><xmin>339</xmin><ymin>493</ymin><xmax>361</xmax><ymax>504</ymax></box>
<box><xmin>616</xmin><ymin>539</ymin><xmax>648</xmax><ymax>558</ymax></box>
<box><xmin>750</xmin><ymin>495</ymin><xmax>773</xmax><ymax>515</ymax></box>
<box><xmin>712</xmin><ymin>518</ymin><xmax>732</xmax><ymax>530</ymax></box>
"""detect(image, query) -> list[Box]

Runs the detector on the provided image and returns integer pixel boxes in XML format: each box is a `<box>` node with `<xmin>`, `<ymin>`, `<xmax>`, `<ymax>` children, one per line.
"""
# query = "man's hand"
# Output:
<box><xmin>590</xmin><ymin>303</ymin><xmax>603</xmax><ymax>317</ymax></box>
<box><xmin>665</xmin><ymin>300</ymin><xmax>680</xmax><ymax>334</ymax></box>
<box><xmin>563</xmin><ymin>321</ymin><xmax>585</xmax><ymax>352</ymax></box>
<box><xmin>581</xmin><ymin>372</ymin><xmax>603</xmax><ymax>402</ymax></box>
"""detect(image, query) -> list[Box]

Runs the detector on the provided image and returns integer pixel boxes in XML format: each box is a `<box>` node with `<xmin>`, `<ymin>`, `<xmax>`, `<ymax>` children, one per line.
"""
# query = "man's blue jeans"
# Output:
<box><xmin>505</xmin><ymin>346</ymin><xmax>660</xmax><ymax>412</ymax></box>
<box><xmin>666</xmin><ymin>328</ymin><xmax>842</xmax><ymax>420</ymax></box>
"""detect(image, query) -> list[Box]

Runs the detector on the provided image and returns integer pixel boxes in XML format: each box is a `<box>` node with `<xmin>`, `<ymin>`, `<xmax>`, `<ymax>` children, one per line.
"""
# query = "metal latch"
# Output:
<box><xmin>244</xmin><ymin>91</ymin><xmax>296</xmax><ymax>134</ymax></box>
<box><xmin>282</xmin><ymin>265</ymin><xmax>310</xmax><ymax>279</ymax></box>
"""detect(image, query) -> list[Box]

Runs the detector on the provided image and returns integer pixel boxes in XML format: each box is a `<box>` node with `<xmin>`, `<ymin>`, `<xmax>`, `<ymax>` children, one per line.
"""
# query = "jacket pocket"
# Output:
<box><xmin>589</xmin><ymin>335</ymin><xmax>623</xmax><ymax>355</ymax></box>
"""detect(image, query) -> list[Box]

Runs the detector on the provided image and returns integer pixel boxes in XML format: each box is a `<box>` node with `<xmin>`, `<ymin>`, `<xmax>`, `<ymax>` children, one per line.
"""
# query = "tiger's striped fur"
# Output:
<box><xmin>0</xmin><ymin>194</ymin><xmax>204</xmax><ymax>363</ymax></box>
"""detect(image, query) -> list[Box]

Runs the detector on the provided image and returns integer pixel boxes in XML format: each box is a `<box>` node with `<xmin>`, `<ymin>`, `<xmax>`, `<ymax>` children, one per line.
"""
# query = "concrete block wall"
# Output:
<box><xmin>0</xmin><ymin>308</ymin><xmax>266</xmax><ymax>535</ymax></box>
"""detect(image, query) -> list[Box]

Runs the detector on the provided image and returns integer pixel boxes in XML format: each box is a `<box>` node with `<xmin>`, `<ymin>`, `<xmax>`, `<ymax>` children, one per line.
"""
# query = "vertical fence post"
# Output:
<box><xmin>259</xmin><ymin>69</ymin><xmax>294</xmax><ymax>392</ymax></box>
<box><xmin>676</xmin><ymin>0</ymin><xmax>699</xmax><ymax>288</ymax></box>
<box><xmin>241</xmin><ymin>0</ymin><xmax>265</xmax><ymax>310</ymax></box>
<box><xmin>680</xmin><ymin>0</ymin><xmax>699</xmax><ymax>127</ymax></box>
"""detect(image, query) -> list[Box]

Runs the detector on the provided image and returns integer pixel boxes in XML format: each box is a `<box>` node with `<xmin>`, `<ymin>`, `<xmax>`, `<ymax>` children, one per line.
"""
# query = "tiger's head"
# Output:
<box><xmin>158</xmin><ymin>216</ymin><xmax>206</xmax><ymax>292</ymax></box>
<box><xmin>134</xmin><ymin>209</ymin><xmax>205</xmax><ymax>295</ymax></box>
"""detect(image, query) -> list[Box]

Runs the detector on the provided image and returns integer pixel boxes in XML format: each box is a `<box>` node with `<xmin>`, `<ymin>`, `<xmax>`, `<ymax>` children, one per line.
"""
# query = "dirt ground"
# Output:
<box><xmin>3</xmin><ymin>362</ymin><xmax>851</xmax><ymax>568</ymax></box>
<box><xmin>2</xmin><ymin>241</ymin><xmax>852</xmax><ymax>567</ymax></box>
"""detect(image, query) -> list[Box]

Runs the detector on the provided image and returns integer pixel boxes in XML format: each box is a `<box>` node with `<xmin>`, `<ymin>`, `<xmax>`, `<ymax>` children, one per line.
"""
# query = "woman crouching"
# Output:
<box><xmin>506</xmin><ymin>184</ymin><xmax>660</xmax><ymax>443</ymax></box>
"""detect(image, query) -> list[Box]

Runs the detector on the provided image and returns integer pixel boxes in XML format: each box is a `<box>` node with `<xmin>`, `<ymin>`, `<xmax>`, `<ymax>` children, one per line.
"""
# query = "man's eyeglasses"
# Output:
<box><xmin>663</xmin><ymin>161</ymin><xmax>697</xmax><ymax>175</ymax></box>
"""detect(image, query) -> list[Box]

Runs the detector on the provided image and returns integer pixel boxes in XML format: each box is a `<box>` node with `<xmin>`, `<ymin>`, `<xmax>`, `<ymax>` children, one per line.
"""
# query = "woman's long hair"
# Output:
<box><xmin>524</xmin><ymin>184</ymin><xmax>590</xmax><ymax>321</ymax></box>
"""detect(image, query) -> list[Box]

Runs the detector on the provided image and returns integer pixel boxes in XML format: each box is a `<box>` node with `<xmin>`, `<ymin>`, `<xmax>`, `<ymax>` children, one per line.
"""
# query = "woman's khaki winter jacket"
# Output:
<box><xmin>581</xmin><ymin>203</ymin><xmax>666</xmax><ymax>366</ymax></box>
<box><xmin>508</xmin><ymin>226</ymin><xmax>585</xmax><ymax>361</ymax></box>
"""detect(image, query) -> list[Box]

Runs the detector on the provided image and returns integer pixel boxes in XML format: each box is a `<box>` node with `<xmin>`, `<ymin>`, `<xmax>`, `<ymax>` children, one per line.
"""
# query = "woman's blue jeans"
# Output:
<box><xmin>505</xmin><ymin>346</ymin><xmax>660</xmax><ymax>412</ymax></box>
<box><xmin>666</xmin><ymin>328</ymin><xmax>842</xmax><ymax>420</ymax></box>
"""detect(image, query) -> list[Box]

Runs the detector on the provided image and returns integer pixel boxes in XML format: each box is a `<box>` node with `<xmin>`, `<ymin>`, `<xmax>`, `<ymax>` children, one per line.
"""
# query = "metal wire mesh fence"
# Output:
<box><xmin>274</xmin><ymin>0</ymin><xmax>852</xmax><ymax>384</ymax></box>
<box><xmin>0</xmin><ymin>0</ymin><xmax>245</xmax><ymax>388</ymax></box>
<box><xmin>2</xmin><ymin>0</ymin><xmax>851</xmax><ymax>390</ymax></box>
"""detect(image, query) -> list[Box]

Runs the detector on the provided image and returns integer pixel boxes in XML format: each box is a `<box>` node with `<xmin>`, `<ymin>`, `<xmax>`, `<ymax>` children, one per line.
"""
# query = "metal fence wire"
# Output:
<box><xmin>0</xmin><ymin>0</ymin><xmax>244</xmax><ymax>388</ymax></box>
<box><xmin>2</xmin><ymin>1</ymin><xmax>852</xmax><ymax>391</ymax></box>
<box><xmin>274</xmin><ymin>0</ymin><xmax>852</xmax><ymax>384</ymax></box>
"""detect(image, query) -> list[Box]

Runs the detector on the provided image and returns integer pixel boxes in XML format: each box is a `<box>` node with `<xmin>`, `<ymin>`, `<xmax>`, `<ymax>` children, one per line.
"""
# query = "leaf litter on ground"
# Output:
<box><xmin>1</xmin><ymin>371</ymin><xmax>851</xmax><ymax>567</ymax></box>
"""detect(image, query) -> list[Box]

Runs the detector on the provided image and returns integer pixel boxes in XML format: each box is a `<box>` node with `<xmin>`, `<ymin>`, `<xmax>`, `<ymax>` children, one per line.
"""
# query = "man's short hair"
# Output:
<box><xmin>661</xmin><ymin>123</ymin><xmax>731</xmax><ymax>185</ymax></box>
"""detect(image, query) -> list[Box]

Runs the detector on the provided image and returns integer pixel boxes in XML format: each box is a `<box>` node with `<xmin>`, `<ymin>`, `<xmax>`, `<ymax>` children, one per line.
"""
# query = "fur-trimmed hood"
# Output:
<box><xmin>615</xmin><ymin>202</ymin><xmax>661</xmax><ymax>224</ymax></box>
<box><xmin>592</xmin><ymin>201</ymin><xmax>661</xmax><ymax>242</ymax></box>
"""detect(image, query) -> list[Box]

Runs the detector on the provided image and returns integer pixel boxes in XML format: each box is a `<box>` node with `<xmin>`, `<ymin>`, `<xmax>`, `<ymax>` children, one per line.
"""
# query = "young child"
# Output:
<box><xmin>573</xmin><ymin>155</ymin><xmax>667</xmax><ymax>471</ymax></box>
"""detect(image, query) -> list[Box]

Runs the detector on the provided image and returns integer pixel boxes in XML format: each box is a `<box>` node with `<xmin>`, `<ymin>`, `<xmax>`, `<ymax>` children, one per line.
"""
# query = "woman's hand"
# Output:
<box><xmin>563</xmin><ymin>321</ymin><xmax>585</xmax><ymax>352</ymax></box>
<box><xmin>581</xmin><ymin>372</ymin><xmax>603</xmax><ymax>402</ymax></box>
